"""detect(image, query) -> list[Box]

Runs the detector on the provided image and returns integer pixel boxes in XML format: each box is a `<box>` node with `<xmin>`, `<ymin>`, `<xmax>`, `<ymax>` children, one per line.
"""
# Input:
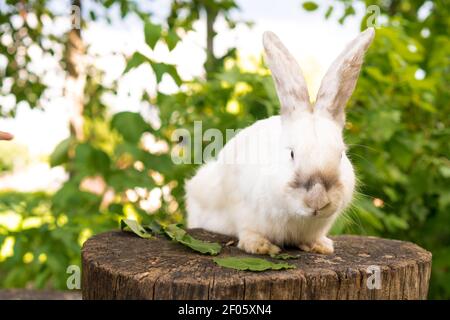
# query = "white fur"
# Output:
<box><xmin>185</xmin><ymin>28</ymin><xmax>374</xmax><ymax>254</ymax></box>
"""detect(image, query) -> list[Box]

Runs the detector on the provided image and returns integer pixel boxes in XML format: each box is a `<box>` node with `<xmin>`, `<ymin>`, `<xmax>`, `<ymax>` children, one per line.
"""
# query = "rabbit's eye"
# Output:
<box><xmin>290</xmin><ymin>150</ymin><xmax>294</xmax><ymax>160</ymax></box>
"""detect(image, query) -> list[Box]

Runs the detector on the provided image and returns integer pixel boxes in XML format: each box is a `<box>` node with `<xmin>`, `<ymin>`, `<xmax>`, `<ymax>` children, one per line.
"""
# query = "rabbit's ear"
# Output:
<box><xmin>263</xmin><ymin>31</ymin><xmax>311</xmax><ymax>118</ymax></box>
<box><xmin>315</xmin><ymin>28</ymin><xmax>375</xmax><ymax>126</ymax></box>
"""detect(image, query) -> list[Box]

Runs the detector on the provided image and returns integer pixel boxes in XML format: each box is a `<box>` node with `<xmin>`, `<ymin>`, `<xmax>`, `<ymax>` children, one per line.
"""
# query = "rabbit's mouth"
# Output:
<box><xmin>296</xmin><ymin>203</ymin><xmax>337</xmax><ymax>219</ymax></box>
<box><xmin>316</xmin><ymin>199</ymin><xmax>345</xmax><ymax>218</ymax></box>
<box><xmin>312</xmin><ymin>202</ymin><xmax>332</xmax><ymax>216</ymax></box>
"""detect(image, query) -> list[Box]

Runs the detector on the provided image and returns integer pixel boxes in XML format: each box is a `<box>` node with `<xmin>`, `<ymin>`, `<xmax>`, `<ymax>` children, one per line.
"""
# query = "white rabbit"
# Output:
<box><xmin>186</xmin><ymin>28</ymin><xmax>375</xmax><ymax>255</ymax></box>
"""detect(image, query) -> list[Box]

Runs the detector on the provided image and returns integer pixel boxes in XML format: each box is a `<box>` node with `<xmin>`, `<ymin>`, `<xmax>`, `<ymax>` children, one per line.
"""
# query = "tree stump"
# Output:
<box><xmin>81</xmin><ymin>230</ymin><xmax>431</xmax><ymax>300</ymax></box>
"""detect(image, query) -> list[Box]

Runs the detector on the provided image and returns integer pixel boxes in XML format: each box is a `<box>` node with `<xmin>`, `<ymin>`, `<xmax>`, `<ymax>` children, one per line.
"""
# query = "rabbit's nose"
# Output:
<box><xmin>304</xmin><ymin>183</ymin><xmax>330</xmax><ymax>212</ymax></box>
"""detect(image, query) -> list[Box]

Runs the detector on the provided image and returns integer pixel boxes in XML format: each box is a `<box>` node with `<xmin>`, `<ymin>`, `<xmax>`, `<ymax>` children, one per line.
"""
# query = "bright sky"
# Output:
<box><xmin>0</xmin><ymin>0</ymin><xmax>365</xmax><ymax>166</ymax></box>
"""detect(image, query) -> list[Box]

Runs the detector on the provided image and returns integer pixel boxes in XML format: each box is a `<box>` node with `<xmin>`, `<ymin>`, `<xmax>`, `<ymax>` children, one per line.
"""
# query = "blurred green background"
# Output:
<box><xmin>0</xmin><ymin>0</ymin><xmax>448</xmax><ymax>298</ymax></box>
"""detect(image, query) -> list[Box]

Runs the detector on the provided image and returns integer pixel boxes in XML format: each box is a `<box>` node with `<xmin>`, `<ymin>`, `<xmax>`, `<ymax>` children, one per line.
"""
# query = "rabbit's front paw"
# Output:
<box><xmin>238</xmin><ymin>231</ymin><xmax>281</xmax><ymax>255</ymax></box>
<box><xmin>299</xmin><ymin>237</ymin><xmax>334</xmax><ymax>255</ymax></box>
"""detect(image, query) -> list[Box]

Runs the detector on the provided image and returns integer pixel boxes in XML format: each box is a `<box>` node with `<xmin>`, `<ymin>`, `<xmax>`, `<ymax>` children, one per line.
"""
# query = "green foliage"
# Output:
<box><xmin>120</xmin><ymin>217</ymin><xmax>299</xmax><ymax>267</ymax></box>
<box><xmin>111</xmin><ymin>112</ymin><xmax>151</xmax><ymax>143</ymax></box>
<box><xmin>123</xmin><ymin>52</ymin><xmax>182</xmax><ymax>85</ymax></box>
<box><xmin>0</xmin><ymin>1</ymin><xmax>49</xmax><ymax>116</ymax></box>
<box><xmin>0</xmin><ymin>142</ymin><xmax>29</xmax><ymax>172</ymax></box>
<box><xmin>120</xmin><ymin>219</ymin><xmax>153</xmax><ymax>239</ymax></box>
<box><xmin>213</xmin><ymin>257</ymin><xmax>296</xmax><ymax>271</ymax></box>
<box><xmin>0</xmin><ymin>0</ymin><xmax>148</xmax><ymax>117</ymax></box>
<box><xmin>302</xmin><ymin>2</ymin><xmax>319</xmax><ymax>11</ymax></box>
<box><xmin>49</xmin><ymin>138</ymin><xmax>74</xmax><ymax>168</ymax></box>
<box><xmin>123</xmin><ymin>52</ymin><xmax>149</xmax><ymax>74</ymax></box>
<box><xmin>120</xmin><ymin>219</ymin><xmax>222</xmax><ymax>254</ymax></box>
<box><xmin>0</xmin><ymin>191</ymin><xmax>118</xmax><ymax>288</ymax></box>
<box><xmin>144</xmin><ymin>19</ymin><xmax>163</xmax><ymax>50</ymax></box>
<box><xmin>270</xmin><ymin>253</ymin><xmax>301</xmax><ymax>260</ymax></box>
<box><xmin>164</xmin><ymin>224</ymin><xmax>222</xmax><ymax>255</ymax></box>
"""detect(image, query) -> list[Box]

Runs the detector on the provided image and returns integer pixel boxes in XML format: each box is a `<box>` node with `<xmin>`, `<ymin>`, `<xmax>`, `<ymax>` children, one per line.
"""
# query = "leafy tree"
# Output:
<box><xmin>1</xmin><ymin>0</ymin><xmax>247</xmax><ymax>290</ymax></box>
<box><xmin>0</xmin><ymin>0</ymin><xmax>448</xmax><ymax>299</ymax></box>
<box><xmin>301</xmin><ymin>0</ymin><xmax>450</xmax><ymax>299</ymax></box>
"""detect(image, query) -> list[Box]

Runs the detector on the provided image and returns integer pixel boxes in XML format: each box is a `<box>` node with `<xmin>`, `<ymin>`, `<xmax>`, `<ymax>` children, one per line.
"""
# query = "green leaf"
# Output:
<box><xmin>120</xmin><ymin>219</ymin><xmax>153</xmax><ymax>239</ymax></box>
<box><xmin>213</xmin><ymin>257</ymin><xmax>296</xmax><ymax>271</ymax></box>
<box><xmin>325</xmin><ymin>5</ymin><xmax>333</xmax><ymax>19</ymax></box>
<box><xmin>143</xmin><ymin>220</ymin><xmax>164</xmax><ymax>235</ymax></box>
<box><xmin>338</xmin><ymin>5</ymin><xmax>356</xmax><ymax>24</ymax></box>
<box><xmin>150</xmin><ymin>62</ymin><xmax>182</xmax><ymax>86</ymax></box>
<box><xmin>104</xmin><ymin>0</ymin><xmax>114</xmax><ymax>8</ymax></box>
<box><xmin>385</xmin><ymin>214</ymin><xmax>409</xmax><ymax>232</ymax></box>
<box><xmin>111</xmin><ymin>112</ymin><xmax>150</xmax><ymax>143</ymax></box>
<box><xmin>119</xmin><ymin>0</ymin><xmax>129</xmax><ymax>17</ymax></box>
<box><xmin>144</xmin><ymin>20</ymin><xmax>162</xmax><ymax>50</ymax></box>
<box><xmin>302</xmin><ymin>1</ymin><xmax>318</xmax><ymax>11</ymax></box>
<box><xmin>165</xmin><ymin>30</ymin><xmax>180</xmax><ymax>51</ymax></box>
<box><xmin>108</xmin><ymin>168</ymin><xmax>155</xmax><ymax>192</ymax></box>
<box><xmin>270</xmin><ymin>253</ymin><xmax>300</xmax><ymax>260</ymax></box>
<box><xmin>74</xmin><ymin>144</ymin><xmax>111</xmax><ymax>177</ymax></box>
<box><xmin>108</xmin><ymin>203</ymin><xmax>124</xmax><ymax>215</ymax></box>
<box><xmin>89</xmin><ymin>10</ymin><xmax>97</xmax><ymax>21</ymax></box>
<box><xmin>123</xmin><ymin>52</ymin><xmax>148</xmax><ymax>74</ymax></box>
<box><xmin>164</xmin><ymin>224</ymin><xmax>221</xmax><ymax>255</ymax></box>
<box><xmin>50</xmin><ymin>137</ymin><xmax>73</xmax><ymax>167</ymax></box>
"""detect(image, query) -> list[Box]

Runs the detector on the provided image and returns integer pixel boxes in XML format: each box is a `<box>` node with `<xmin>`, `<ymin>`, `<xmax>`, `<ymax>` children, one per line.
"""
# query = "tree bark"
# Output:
<box><xmin>204</xmin><ymin>4</ymin><xmax>218</xmax><ymax>78</ymax></box>
<box><xmin>66</xmin><ymin>0</ymin><xmax>86</xmax><ymax>141</ymax></box>
<box><xmin>82</xmin><ymin>230</ymin><xmax>432</xmax><ymax>300</ymax></box>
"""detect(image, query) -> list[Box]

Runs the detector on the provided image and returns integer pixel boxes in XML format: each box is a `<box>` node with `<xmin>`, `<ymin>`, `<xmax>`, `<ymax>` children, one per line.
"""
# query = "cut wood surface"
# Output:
<box><xmin>82</xmin><ymin>229</ymin><xmax>431</xmax><ymax>300</ymax></box>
